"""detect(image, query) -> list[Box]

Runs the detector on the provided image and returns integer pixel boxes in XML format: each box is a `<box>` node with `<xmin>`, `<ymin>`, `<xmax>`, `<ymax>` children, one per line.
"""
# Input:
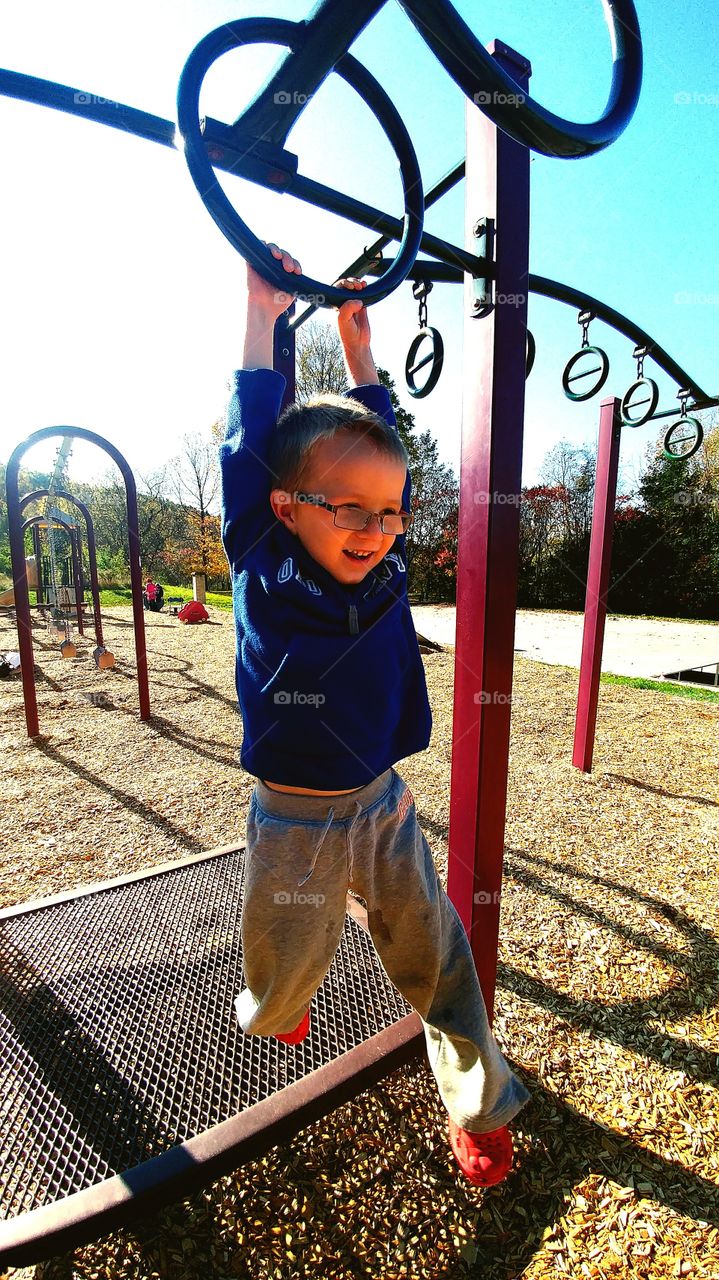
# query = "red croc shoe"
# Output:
<box><xmin>448</xmin><ymin>1118</ymin><xmax>513</xmax><ymax>1187</ymax></box>
<box><xmin>274</xmin><ymin>1010</ymin><xmax>310</xmax><ymax>1045</ymax></box>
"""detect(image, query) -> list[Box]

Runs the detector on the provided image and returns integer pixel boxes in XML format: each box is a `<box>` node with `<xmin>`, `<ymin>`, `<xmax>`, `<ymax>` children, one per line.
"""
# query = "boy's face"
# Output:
<box><xmin>270</xmin><ymin>434</ymin><xmax>407</xmax><ymax>584</ymax></box>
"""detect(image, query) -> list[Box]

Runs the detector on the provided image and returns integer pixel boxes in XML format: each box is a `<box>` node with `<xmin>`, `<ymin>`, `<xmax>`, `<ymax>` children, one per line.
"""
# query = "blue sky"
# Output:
<box><xmin>1</xmin><ymin>0</ymin><xmax>717</xmax><ymax>498</ymax></box>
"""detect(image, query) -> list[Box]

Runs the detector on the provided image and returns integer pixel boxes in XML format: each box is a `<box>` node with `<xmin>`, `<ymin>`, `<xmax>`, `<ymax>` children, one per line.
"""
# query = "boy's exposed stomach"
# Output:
<box><xmin>263</xmin><ymin>780</ymin><xmax>364</xmax><ymax>795</ymax></box>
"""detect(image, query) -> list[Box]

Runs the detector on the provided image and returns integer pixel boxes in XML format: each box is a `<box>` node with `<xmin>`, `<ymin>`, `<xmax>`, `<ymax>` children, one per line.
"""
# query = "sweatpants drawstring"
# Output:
<box><xmin>346</xmin><ymin>799</ymin><xmax>364</xmax><ymax>884</ymax></box>
<box><xmin>297</xmin><ymin>806</ymin><xmax>335</xmax><ymax>887</ymax></box>
<box><xmin>296</xmin><ymin>798</ymin><xmax>365</xmax><ymax>887</ymax></box>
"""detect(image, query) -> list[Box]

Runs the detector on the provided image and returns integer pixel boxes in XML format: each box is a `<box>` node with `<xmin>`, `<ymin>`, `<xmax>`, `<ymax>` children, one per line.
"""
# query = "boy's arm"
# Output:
<box><xmin>242</xmin><ymin>243</ymin><xmax>302</xmax><ymax>369</ymax></box>
<box><xmin>221</xmin><ymin>245</ymin><xmax>301</xmax><ymax>563</ymax></box>
<box><xmin>335</xmin><ymin>277</ymin><xmax>378</xmax><ymax>387</ymax></box>
<box><xmin>335</xmin><ymin>277</ymin><xmax>412</xmax><ymax>517</ymax></box>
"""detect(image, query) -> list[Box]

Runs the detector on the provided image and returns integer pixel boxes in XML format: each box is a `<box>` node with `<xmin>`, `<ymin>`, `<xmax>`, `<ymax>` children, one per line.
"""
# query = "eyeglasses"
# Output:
<box><xmin>293</xmin><ymin>494</ymin><xmax>412</xmax><ymax>535</ymax></box>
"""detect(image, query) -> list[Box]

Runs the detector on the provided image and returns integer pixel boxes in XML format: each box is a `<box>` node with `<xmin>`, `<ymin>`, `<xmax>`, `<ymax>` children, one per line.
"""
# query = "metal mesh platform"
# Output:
<box><xmin>0</xmin><ymin>846</ymin><xmax>422</xmax><ymax>1266</ymax></box>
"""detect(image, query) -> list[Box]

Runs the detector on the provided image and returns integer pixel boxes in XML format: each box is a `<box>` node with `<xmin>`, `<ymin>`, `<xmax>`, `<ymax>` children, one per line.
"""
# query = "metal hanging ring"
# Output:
<box><xmin>177</xmin><ymin>19</ymin><xmax>424</xmax><ymax>308</ymax></box>
<box><xmin>405</xmin><ymin>327</ymin><xmax>445</xmax><ymax>399</ymax></box>
<box><xmin>621</xmin><ymin>377</ymin><xmax>659</xmax><ymax>426</ymax></box>
<box><xmin>663</xmin><ymin>417</ymin><xmax>704</xmax><ymax>461</ymax></box>
<box><xmin>526</xmin><ymin>329</ymin><xmax>536</xmax><ymax>379</ymax></box>
<box><xmin>396</xmin><ymin>0</ymin><xmax>642</xmax><ymax>158</ymax></box>
<box><xmin>561</xmin><ymin>345</ymin><xmax>610</xmax><ymax>402</ymax></box>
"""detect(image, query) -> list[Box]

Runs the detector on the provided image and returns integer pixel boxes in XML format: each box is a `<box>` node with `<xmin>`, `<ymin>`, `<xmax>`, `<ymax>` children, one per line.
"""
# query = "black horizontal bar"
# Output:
<box><xmin>363</xmin><ymin>256</ymin><xmax>717</xmax><ymax>409</ymax></box>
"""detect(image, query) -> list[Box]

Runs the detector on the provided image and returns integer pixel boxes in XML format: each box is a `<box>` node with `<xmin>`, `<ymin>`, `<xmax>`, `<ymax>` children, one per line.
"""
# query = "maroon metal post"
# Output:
<box><xmin>273</xmin><ymin>302</ymin><xmax>296</xmax><ymax>411</ymax></box>
<box><xmin>7</xmin><ymin>428</ymin><xmax>150</xmax><ymax>737</ymax></box>
<box><xmin>69</xmin><ymin>529</ymin><xmax>84</xmax><ymax>636</ymax></box>
<box><xmin>446</xmin><ymin>44</ymin><xmax>531</xmax><ymax>1022</ymax></box>
<box><xmin>572</xmin><ymin>397</ymin><xmax>623</xmax><ymax>772</ymax></box>
<box><xmin>31</xmin><ymin>524</ymin><xmax>44</xmax><ymax>603</ymax></box>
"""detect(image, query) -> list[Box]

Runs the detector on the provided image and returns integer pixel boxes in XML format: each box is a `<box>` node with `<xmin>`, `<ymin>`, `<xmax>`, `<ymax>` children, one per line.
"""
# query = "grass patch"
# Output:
<box><xmin>22</xmin><ymin>587</ymin><xmax>233</xmax><ymax>611</ymax></box>
<box><xmin>96</xmin><ymin>587</ymin><xmax>233</xmax><ymax>610</ymax></box>
<box><xmin>600</xmin><ymin>671</ymin><xmax>719</xmax><ymax>704</ymax></box>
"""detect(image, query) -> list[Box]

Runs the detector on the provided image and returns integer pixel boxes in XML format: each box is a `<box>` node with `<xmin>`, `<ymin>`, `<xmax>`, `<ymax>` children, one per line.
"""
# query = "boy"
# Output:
<box><xmin>220</xmin><ymin>243</ymin><xmax>530</xmax><ymax>1186</ymax></box>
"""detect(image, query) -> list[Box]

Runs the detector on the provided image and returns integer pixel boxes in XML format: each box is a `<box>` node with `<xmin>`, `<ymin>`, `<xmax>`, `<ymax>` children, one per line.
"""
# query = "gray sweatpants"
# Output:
<box><xmin>235</xmin><ymin>766</ymin><xmax>530</xmax><ymax>1132</ymax></box>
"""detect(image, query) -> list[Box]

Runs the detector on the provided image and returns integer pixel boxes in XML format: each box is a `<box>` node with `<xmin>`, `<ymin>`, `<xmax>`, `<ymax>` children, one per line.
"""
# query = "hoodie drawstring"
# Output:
<box><xmin>296</xmin><ymin>798</ymin><xmax>364</xmax><ymax>887</ymax></box>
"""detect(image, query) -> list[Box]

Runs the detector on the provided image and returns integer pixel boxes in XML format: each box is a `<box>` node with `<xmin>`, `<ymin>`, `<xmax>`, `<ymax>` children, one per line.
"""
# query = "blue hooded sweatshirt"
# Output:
<box><xmin>220</xmin><ymin>368</ymin><xmax>433</xmax><ymax>789</ymax></box>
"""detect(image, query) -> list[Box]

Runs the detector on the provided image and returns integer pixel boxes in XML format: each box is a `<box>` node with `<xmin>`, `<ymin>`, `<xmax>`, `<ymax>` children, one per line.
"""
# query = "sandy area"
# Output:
<box><xmin>411</xmin><ymin>605</ymin><xmax>719</xmax><ymax>681</ymax></box>
<box><xmin>1</xmin><ymin>606</ymin><xmax>718</xmax><ymax>1279</ymax></box>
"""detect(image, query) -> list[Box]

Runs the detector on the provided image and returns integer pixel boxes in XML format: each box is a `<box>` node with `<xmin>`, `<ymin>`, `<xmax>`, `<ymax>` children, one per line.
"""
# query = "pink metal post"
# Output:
<box><xmin>446</xmin><ymin>44</ymin><xmax>531</xmax><ymax>1021</ymax></box>
<box><xmin>572</xmin><ymin>396</ymin><xmax>623</xmax><ymax>772</ymax></box>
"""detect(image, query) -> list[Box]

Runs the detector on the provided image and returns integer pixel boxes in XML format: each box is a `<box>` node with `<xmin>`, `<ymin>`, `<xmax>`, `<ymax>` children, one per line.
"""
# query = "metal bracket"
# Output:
<box><xmin>471</xmin><ymin>217</ymin><xmax>494</xmax><ymax>317</ymax></box>
<box><xmin>200</xmin><ymin>117</ymin><xmax>298</xmax><ymax>190</ymax></box>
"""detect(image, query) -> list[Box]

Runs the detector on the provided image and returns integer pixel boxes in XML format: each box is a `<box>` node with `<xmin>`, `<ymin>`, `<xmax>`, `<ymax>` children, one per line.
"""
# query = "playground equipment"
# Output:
<box><xmin>404</xmin><ymin>279</ymin><xmax>444</xmax><ymax>398</ymax></box>
<box><xmin>5</xmin><ymin>427</ymin><xmax>150</xmax><ymax>739</ymax></box>
<box><xmin>1</xmin><ymin>0</ymin><xmax>706</xmax><ymax>1264</ymax></box>
<box><xmin>14</xmin><ymin>487</ymin><xmax>116</xmax><ymax>668</ymax></box>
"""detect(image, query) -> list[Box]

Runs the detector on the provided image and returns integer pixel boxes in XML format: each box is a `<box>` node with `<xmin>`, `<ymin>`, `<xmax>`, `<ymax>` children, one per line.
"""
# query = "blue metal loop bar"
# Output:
<box><xmin>396</xmin><ymin>0</ymin><xmax>642</xmax><ymax>158</ymax></box>
<box><xmin>176</xmin><ymin>18</ymin><xmax>424</xmax><ymax>307</ymax></box>
<box><xmin>219</xmin><ymin>0</ymin><xmax>641</xmax><ymax>160</ymax></box>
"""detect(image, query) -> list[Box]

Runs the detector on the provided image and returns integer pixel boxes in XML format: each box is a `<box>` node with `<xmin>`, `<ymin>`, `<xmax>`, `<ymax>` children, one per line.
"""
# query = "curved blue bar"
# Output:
<box><xmin>0</xmin><ymin>68</ymin><xmax>176</xmax><ymax>148</ymax></box>
<box><xmin>397</xmin><ymin>0</ymin><xmax>643</xmax><ymax>158</ymax></box>
<box><xmin>176</xmin><ymin>17</ymin><xmax>424</xmax><ymax>307</ymax></box>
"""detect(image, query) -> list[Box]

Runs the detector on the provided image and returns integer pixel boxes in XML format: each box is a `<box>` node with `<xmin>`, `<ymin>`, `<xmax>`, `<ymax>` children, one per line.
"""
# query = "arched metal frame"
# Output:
<box><xmin>6</xmin><ymin>428</ymin><xmax>150</xmax><ymax>737</ymax></box>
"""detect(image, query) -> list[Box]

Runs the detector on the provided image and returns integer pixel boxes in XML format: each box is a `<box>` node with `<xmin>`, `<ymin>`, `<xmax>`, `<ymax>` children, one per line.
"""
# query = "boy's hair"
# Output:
<box><xmin>269</xmin><ymin>393</ymin><xmax>408</xmax><ymax>496</ymax></box>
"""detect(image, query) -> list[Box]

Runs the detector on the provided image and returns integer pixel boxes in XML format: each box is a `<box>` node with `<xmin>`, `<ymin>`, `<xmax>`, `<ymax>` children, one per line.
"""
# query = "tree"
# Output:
<box><xmin>404</xmin><ymin>430</ymin><xmax>459</xmax><ymax>601</ymax></box>
<box><xmin>295</xmin><ymin>320</ymin><xmax>349</xmax><ymax>401</ymax></box>
<box><xmin>161</xmin><ymin>510</ymin><xmax>229</xmax><ymax>588</ymax></box>
<box><xmin>539</xmin><ymin>440</ymin><xmax>595</xmax><ymax>550</ymax></box>
<box><xmin>170</xmin><ymin>432</ymin><xmax>221</xmax><ymax>580</ymax></box>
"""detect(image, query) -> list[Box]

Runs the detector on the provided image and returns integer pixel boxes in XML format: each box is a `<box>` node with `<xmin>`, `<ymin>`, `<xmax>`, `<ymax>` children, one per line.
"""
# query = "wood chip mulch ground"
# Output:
<box><xmin>1</xmin><ymin>606</ymin><xmax>718</xmax><ymax>1280</ymax></box>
